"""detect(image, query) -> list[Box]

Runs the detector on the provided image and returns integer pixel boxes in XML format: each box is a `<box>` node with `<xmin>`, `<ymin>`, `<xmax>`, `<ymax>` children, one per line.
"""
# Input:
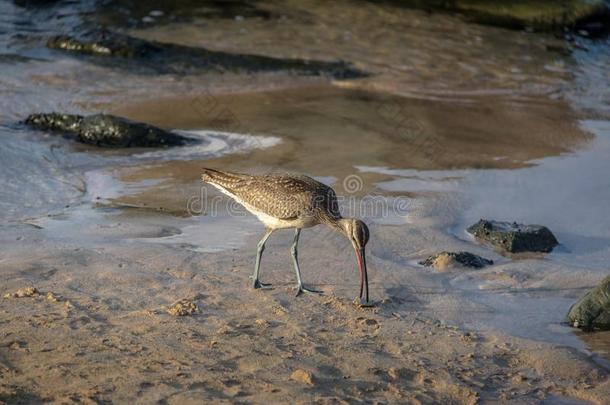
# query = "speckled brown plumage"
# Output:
<box><xmin>202</xmin><ymin>168</ymin><xmax>341</xmax><ymax>226</ymax></box>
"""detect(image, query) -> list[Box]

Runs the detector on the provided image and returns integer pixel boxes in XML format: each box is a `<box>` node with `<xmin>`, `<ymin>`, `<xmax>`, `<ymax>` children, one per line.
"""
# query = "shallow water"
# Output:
<box><xmin>1</xmin><ymin>0</ymin><xmax>609</xmax><ymax>363</ymax></box>
<box><xmin>358</xmin><ymin>119</ymin><xmax>610</xmax><ymax>351</ymax></box>
<box><xmin>363</xmin><ymin>119</ymin><xmax>610</xmax><ymax>270</ymax></box>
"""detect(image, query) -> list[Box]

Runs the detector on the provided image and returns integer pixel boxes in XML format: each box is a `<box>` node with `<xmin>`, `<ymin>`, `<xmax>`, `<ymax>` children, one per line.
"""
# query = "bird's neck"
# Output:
<box><xmin>326</xmin><ymin>217</ymin><xmax>351</xmax><ymax>238</ymax></box>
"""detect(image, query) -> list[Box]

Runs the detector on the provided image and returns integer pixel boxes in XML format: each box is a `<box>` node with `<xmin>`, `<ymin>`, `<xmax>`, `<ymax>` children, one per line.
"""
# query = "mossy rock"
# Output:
<box><xmin>25</xmin><ymin>113</ymin><xmax>193</xmax><ymax>148</ymax></box>
<box><xmin>454</xmin><ymin>0</ymin><xmax>607</xmax><ymax>29</ymax></box>
<box><xmin>567</xmin><ymin>275</ymin><xmax>610</xmax><ymax>330</ymax></box>
<box><xmin>393</xmin><ymin>0</ymin><xmax>609</xmax><ymax>30</ymax></box>
<box><xmin>24</xmin><ymin>113</ymin><xmax>83</xmax><ymax>133</ymax></box>
<box><xmin>467</xmin><ymin>219</ymin><xmax>559</xmax><ymax>253</ymax></box>
<box><xmin>47</xmin><ymin>34</ymin><xmax>161</xmax><ymax>58</ymax></box>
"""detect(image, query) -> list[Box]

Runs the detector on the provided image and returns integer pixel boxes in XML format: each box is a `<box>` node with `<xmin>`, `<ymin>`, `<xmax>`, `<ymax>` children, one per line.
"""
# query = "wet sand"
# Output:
<box><xmin>1</xmin><ymin>206</ymin><xmax>610</xmax><ymax>404</ymax></box>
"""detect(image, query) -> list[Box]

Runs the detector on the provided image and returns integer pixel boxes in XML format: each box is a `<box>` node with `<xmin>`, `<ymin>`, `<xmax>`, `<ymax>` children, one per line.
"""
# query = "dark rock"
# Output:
<box><xmin>47</xmin><ymin>34</ymin><xmax>162</xmax><ymax>58</ymax></box>
<box><xmin>567</xmin><ymin>275</ymin><xmax>610</xmax><ymax>330</ymax></box>
<box><xmin>25</xmin><ymin>113</ymin><xmax>193</xmax><ymax>148</ymax></box>
<box><xmin>419</xmin><ymin>251</ymin><xmax>493</xmax><ymax>270</ymax></box>
<box><xmin>467</xmin><ymin>219</ymin><xmax>559</xmax><ymax>253</ymax></box>
<box><xmin>453</xmin><ymin>0</ymin><xmax>608</xmax><ymax>31</ymax></box>
<box><xmin>46</xmin><ymin>31</ymin><xmax>367</xmax><ymax>79</ymax></box>
<box><xmin>381</xmin><ymin>1</ymin><xmax>610</xmax><ymax>33</ymax></box>
<box><xmin>25</xmin><ymin>113</ymin><xmax>83</xmax><ymax>133</ymax></box>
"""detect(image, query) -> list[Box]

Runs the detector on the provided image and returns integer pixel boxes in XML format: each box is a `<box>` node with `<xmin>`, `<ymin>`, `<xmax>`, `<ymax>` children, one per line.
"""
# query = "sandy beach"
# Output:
<box><xmin>2</xmin><ymin>200</ymin><xmax>610</xmax><ymax>404</ymax></box>
<box><xmin>1</xmin><ymin>0</ymin><xmax>610</xmax><ymax>403</ymax></box>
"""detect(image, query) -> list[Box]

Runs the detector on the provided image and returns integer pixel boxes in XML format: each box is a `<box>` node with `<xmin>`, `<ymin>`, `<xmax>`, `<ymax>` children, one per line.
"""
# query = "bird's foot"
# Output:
<box><xmin>357</xmin><ymin>298</ymin><xmax>375</xmax><ymax>308</ymax></box>
<box><xmin>252</xmin><ymin>279</ymin><xmax>273</xmax><ymax>290</ymax></box>
<box><xmin>295</xmin><ymin>285</ymin><xmax>323</xmax><ymax>297</ymax></box>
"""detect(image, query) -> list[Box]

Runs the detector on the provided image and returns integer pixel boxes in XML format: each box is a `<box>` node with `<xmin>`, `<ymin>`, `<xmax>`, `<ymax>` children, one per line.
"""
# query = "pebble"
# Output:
<box><xmin>46</xmin><ymin>292</ymin><xmax>61</xmax><ymax>302</ymax></box>
<box><xmin>167</xmin><ymin>299</ymin><xmax>198</xmax><ymax>316</ymax></box>
<box><xmin>290</xmin><ymin>369</ymin><xmax>314</xmax><ymax>385</ymax></box>
<box><xmin>4</xmin><ymin>286</ymin><xmax>39</xmax><ymax>299</ymax></box>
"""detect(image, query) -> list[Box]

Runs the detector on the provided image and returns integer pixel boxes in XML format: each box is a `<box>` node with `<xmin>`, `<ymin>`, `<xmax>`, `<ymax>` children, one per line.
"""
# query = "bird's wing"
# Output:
<box><xmin>232</xmin><ymin>175</ymin><xmax>321</xmax><ymax>220</ymax></box>
<box><xmin>202</xmin><ymin>169</ymin><xmax>339</xmax><ymax>220</ymax></box>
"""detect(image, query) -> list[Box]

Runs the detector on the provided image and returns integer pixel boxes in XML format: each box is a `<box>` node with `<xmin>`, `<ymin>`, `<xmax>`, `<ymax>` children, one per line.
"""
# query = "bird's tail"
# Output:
<box><xmin>201</xmin><ymin>168</ymin><xmax>224</xmax><ymax>183</ymax></box>
<box><xmin>201</xmin><ymin>168</ymin><xmax>246</xmax><ymax>188</ymax></box>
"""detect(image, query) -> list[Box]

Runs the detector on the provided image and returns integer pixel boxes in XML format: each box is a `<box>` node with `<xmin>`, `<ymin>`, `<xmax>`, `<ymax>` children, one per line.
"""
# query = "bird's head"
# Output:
<box><xmin>337</xmin><ymin>218</ymin><xmax>371</xmax><ymax>305</ymax></box>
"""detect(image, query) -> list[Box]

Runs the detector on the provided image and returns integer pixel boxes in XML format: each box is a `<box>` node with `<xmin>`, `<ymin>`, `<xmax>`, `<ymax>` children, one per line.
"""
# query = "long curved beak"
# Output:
<box><xmin>355</xmin><ymin>247</ymin><xmax>370</xmax><ymax>305</ymax></box>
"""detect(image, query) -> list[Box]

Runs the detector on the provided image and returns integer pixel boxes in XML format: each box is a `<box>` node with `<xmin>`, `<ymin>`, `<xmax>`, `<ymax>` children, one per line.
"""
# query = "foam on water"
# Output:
<box><xmin>131</xmin><ymin>129</ymin><xmax>281</xmax><ymax>161</ymax></box>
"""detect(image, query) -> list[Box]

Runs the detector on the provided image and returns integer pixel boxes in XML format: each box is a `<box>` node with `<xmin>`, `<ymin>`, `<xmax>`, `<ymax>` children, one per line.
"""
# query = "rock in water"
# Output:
<box><xmin>467</xmin><ymin>219</ymin><xmax>558</xmax><ymax>253</ymax></box>
<box><xmin>419</xmin><ymin>251</ymin><xmax>493</xmax><ymax>270</ymax></box>
<box><xmin>567</xmin><ymin>275</ymin><xmax>610</xmax><ymax>330</ymax></box>
<box><xmin>393</xmin><ymin>1</ymin><xmax>609</xmax><ymax>32</ymax></box>
<box><xmin>46</xmin><ymin>31</ymin><xmax>367</xmax><ymax>78</ymax></box>
<box><xmin>77</xmin><ymin>114</ymin><xmax>189</xmax><ymax>147</ymax></box>
<box><xmin>47</xmin><ymin>34</ymin><xmax>161</xmax><ymax>58</ymax></box>
<box><xmin>24</xmin><ymin>113</ymin><xmax>83</xmax><ymax>133</ymax></box>
<box><xmin>451</xmin><ymin>0</ymin><xmax>608</xmax><ymax>30</ymax></box>
<box><xmin>25</xmin><ymin>113</ymin><xmax>193</xmax><ymax>147</ymax></box>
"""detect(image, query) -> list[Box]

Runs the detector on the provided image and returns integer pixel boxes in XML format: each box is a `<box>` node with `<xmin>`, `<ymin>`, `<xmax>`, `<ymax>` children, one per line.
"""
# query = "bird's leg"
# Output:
<box><xmin>291</xmin><ymin>229</ymin><xmax>322</xmax><ymax>296</ymax></box>
<box><xmin>251</xmin><ymin>229</ymin><xmax>274</xmax><ymax>289</ymax></box>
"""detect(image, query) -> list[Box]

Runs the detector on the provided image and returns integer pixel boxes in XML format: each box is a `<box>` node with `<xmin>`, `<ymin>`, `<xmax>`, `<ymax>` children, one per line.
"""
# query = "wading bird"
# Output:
<box><xmin>201</xmin><ymin>168</ymin><xmax>371</xmax><ymax>304</ymax></box>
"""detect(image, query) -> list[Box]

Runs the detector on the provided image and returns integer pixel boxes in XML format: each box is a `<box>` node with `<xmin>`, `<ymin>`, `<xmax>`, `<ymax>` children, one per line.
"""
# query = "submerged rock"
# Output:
<box><xmin>467</xmin><ymin>219</ymin><xmax>558</xmax><ymax>253</ymax></box>
<box><xmin>567</xmin><ymin>275</ymin><xmax>610</xmax><ymax>330</ymax></box>
<box><xmin>419</xmin><ymin>251</ymin><xmax>493</xmax><ymax>270</ymax></box>
<box><xmin>46</xmin><ymin>31</ymin><xmax>366</xmax><ymax>78</ymax></box>
<box><xmin>25</xmin><ymin>113</ymin><xmax>193</xmax><ymax>147</ymax></box>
